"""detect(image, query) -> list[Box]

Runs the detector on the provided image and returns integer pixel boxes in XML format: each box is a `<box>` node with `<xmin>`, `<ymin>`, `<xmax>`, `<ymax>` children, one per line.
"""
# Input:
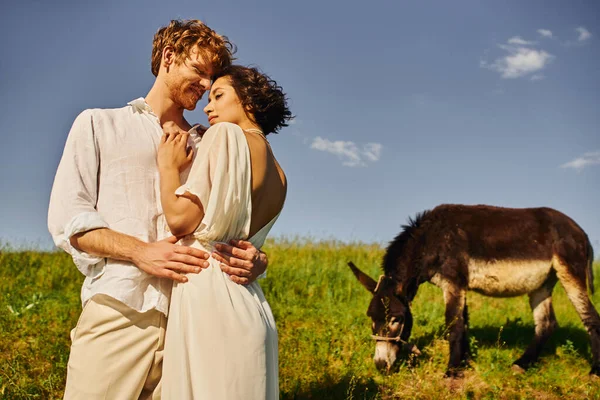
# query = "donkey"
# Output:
<box><xmin>349</xmin><ymin>204</ymin><xmax>599</xmax><ymax>377</ymax></box>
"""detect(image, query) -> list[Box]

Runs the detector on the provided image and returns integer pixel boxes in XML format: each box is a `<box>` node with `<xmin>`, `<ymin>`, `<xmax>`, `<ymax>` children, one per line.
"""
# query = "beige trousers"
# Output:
<box><xmin>63</xmin><ymin>294</ymin><xmax>166</xmax><ymax>400</ymax></box>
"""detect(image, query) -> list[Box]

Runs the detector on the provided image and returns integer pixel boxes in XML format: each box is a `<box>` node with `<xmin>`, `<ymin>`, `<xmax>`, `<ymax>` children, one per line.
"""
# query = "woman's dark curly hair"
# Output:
<box><xmin>213</xmin><ymin>65</ymin><xmax>293</xmax><ymax>135</ymax></box>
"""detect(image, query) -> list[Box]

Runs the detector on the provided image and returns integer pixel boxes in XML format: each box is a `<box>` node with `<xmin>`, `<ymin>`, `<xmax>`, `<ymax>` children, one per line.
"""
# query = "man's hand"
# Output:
<box><xmin>133</xmin><ymin>236</ymin><xmax>210</xmax><ymax>283</ymax></box>
<box><xmin>212</xmin><ymin>240</ymin><xmax>268</xmax><ymax>285</ymax></box>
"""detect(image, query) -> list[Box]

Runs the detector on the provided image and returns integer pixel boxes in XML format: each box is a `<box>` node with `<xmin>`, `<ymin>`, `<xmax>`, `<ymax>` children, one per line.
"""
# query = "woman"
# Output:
<box><xmin>157</xmin><ymin>65</ymin><xmax>292</xmax><ymax>399</ymax></box>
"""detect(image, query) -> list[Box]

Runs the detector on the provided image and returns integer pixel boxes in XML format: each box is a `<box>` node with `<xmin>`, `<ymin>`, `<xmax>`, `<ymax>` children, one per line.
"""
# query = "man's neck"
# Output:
<box><xmin>145</xmin><ymin>81</ymin><xmax>191</xmax><ymax>130</ymax></box>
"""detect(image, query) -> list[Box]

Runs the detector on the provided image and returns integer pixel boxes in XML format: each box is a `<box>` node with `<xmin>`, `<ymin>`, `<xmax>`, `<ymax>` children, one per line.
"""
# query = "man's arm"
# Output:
<box><xmin>48</xmin><ymin>109</ymin><xmax>111</xmax><ymax>276</ymax></box>
<box><xmin>71</xmin><ymin>228</ymin><xmax>209</xmax><ymax>283</ymax></box>
<box><xmin>48</xmin><ymin>110</ymin><xmax>210</xmax><ymax>281</ymax></box>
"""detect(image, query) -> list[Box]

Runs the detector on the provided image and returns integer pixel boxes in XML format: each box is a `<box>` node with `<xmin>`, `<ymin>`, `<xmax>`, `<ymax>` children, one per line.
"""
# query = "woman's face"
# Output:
<box><xmin>203</xmin><ymin>76</ymin><xmax>254</xmax><ymax>128</ymax></box>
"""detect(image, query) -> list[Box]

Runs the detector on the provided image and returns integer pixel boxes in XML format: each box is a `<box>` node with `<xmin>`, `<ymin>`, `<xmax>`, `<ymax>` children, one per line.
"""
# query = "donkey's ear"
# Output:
<box><xmin>347</xmin><ymin>261</ymin><xmax>377</xmax><ymax>293</ymax></box>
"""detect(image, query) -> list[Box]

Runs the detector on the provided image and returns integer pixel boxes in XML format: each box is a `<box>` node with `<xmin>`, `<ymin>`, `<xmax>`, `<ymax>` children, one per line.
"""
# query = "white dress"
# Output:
<box><xmin>162</xmin><ymin>122</ymin><xmax>280</xmax><ymax>400</ymax></box>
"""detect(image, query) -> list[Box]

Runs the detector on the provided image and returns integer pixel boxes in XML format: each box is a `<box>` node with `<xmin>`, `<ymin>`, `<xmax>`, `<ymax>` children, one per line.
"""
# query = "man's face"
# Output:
<box><xmin>165</xmin><ymin>46</ymin><xmax>214</xmax><ymax>111</ymax></box>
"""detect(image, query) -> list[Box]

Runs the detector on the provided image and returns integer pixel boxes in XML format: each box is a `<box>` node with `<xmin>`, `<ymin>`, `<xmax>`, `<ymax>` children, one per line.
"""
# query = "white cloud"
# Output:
<box><xmin>537</xmin><ymin>29</ymin><xmax>553</xmax><ymax>38</ymax></box>
<box><xmin>508</xmin><ymin>36</ymin><xmax>535</xmax><ymax>45</ymax></box>
<box><xmin>310</xmin><ymin>137</ymin><xmax>382</xmax><ymax>167</ymax></box>
<box><xmin>530</xmin><ymin>74</ymin><xmax>545</xmax><ymax>81</ymax></box>
<box><xmin>576</xmin><ymin>27</ymin><xmax>592</xmax><ymax>42</ymax></box>
<box><xmin>560</xmin><ymin>151</ymin><xmax>600</xmax><ymax>171</ymax></box>
<box><xmin>483</xmin><ymin>44</ymin><xmax>554</xmax><ymax>79</ymax></box>
<box><xmin>362</xmin><ymin>143</ymin><xmax>382</xmax><ymax>162</ymax></box>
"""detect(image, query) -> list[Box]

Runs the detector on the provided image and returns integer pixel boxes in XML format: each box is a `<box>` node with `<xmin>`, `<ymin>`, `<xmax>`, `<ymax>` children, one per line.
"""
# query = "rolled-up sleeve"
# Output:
<box><xmin>48</xmin><ymin>110</ymin><xmax>108</xmax><ymax>278</ymax></box>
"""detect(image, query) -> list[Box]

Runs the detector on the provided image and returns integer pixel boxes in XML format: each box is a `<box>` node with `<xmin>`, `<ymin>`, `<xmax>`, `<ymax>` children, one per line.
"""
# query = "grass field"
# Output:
<box><xmin>1</xmin><ymin>239</ymin><xmax>600</xmax><ymax>399</ymax></box>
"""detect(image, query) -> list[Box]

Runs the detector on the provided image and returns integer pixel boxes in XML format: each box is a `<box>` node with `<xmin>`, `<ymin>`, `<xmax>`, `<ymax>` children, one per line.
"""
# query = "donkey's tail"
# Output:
<box><xmin>586</xmin><ymin>235</ymin><xmax>595</xmax><ymax>295</ymax></box>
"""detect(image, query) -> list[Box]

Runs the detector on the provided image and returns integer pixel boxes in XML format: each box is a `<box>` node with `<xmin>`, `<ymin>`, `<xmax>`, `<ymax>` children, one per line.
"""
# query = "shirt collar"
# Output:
<box><xmin>128</xmin><ymin>98</ymin><xmax>154</xmax><ymax>115</ymax></box>
<box><xmin>128</xmin><ymin>98</ymin><xmax>204</xmax><ymax>138</ymax></box>
<box><xmin>189</xmin><ymin>124</ymin><xmax>202</xmax><ymax>135</ymax></box>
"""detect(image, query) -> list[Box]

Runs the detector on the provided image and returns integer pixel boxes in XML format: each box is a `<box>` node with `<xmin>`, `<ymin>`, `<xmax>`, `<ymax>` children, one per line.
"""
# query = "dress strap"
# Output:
<box><xmin>243</xmin><ymin>128</ymin><xmax>265</xmax><ymax>138</ymax></box>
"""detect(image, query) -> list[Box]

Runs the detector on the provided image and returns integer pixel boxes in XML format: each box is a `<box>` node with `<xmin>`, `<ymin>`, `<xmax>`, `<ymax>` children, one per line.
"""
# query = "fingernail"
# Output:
<box><xmin>183</xmin><ymin>277</ymin><xmax>188</xmax><ymax>282</ymax></box>
<box><xmin>203</xmin><ymin>261</ymin><xmax>209</xmax><ymax>268</ymax></box>
<box><xmin>195</xmin><ymin>267</ymin><xmax>201</xmax><ymax>273</ymax></box>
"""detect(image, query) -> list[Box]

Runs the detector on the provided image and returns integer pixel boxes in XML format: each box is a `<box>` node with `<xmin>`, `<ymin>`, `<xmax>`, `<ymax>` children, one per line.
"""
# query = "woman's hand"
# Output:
<box><xmin>158</xmin><ymin>132</ymin><xmax>193</xmax><ymax>173</ymax></box>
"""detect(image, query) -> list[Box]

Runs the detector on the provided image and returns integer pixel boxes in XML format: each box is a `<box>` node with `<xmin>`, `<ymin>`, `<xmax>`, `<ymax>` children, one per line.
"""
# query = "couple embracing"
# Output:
<box><xmin>48</xmin><ymin>19</ymin><xmax>292</xmax><ymax>399</ymax></box>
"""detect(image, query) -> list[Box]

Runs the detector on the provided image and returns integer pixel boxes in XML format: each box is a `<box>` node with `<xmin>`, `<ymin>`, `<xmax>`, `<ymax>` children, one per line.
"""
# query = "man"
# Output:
<box><xmin>48</xmin><ymin>19</ymin><xmax>267</xmax><ymax>399</ymax></box>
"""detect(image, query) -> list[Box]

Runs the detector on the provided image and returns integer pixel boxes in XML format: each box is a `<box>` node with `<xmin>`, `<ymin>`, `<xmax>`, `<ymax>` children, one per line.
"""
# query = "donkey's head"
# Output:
<box><xmin>348</xmin><ymin>261</ymin><xmax>420</xmax><ymax>372</ymax></box>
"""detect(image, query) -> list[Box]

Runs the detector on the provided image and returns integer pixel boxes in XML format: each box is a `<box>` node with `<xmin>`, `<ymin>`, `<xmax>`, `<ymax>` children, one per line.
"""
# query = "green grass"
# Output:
<box><xmin>1</xmin><ymin>240</ymin><xmax>600</xmax><ymax>399</ymax></box>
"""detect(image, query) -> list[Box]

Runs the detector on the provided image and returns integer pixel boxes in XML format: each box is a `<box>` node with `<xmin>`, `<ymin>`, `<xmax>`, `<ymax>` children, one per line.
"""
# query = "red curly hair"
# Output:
<box><xmin>151</xmin><ymin>19</ymin><xmax>236</xmax><ymax>77</ymax></box>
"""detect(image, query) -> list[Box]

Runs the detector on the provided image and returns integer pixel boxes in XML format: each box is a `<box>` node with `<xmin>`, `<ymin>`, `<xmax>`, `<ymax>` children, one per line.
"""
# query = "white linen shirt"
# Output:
<box><xmin>48</xmin><ymin>98</ymin><xmax>201</xmax><ymax>316</ymax></box>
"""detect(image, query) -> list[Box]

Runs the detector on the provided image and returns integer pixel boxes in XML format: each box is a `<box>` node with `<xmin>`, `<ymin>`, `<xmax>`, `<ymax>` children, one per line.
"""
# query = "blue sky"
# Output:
<box><xmin>1</xmin><ymin>0</ymin><xmax>599</xmax><ymax>254</ymax></box>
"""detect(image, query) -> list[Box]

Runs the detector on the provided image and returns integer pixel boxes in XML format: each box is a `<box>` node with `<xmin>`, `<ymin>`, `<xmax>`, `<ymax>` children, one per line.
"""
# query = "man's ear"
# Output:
<box><xmin>162</xmin><ymin>46</ymin><xmax>176</xmax><ymax>71</ymax></box>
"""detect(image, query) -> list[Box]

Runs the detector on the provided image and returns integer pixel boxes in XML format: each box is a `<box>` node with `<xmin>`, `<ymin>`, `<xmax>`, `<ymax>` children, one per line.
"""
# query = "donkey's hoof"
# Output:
<box><xmin>511</xmin><ymin>364</ymin><xmax>526</xmax><ymax>374</ymax></box>
<box><xmin>444</xmin><ymin>368</ymin><xmax>464</xmax><ymax>379</ymax></box>
<box><xmin>512</xmin><ymin>357</ymin><xmax>533</xmax><ymax>372</ymax></box>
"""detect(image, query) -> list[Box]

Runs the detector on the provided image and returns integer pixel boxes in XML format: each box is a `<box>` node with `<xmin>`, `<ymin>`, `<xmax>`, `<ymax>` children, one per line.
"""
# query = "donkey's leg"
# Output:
<box><xmin>513</xmin><ymin>279</ymin><xmax>557</xmax><ymax>370</ymax></box>
<box><xmin>462</xmin><ymin>301</ymin><xmax>471</xmax><ymax>362</ymax></box>
<box><xmin>443</xmin><ymin>286</ymin><xmax>468</xmax><ymax>377</ymax></box>
<box><xmin>555</xmin><ymin>258</ymin><xmax>600</xmax><ymax>376</ymax></box>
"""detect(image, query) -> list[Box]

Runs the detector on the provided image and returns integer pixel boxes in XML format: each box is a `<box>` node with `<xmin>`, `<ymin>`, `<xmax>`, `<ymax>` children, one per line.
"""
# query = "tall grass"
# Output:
<box><xmin>1</xmin><ymin>240</ymin><xmax>599</xmax><ymax>399</ymax></box>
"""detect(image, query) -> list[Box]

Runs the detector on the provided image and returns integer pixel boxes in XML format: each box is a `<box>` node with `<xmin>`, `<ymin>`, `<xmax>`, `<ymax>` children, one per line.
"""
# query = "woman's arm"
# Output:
<box><xmin>157</xmin><ymin>132</ymin><xmax>204</xmax><ymax>237</ymax></box>
<box><xmin>159</xmin><ymin>122</ymin><xmax>270</xmax><ymax>285</ymax></box>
